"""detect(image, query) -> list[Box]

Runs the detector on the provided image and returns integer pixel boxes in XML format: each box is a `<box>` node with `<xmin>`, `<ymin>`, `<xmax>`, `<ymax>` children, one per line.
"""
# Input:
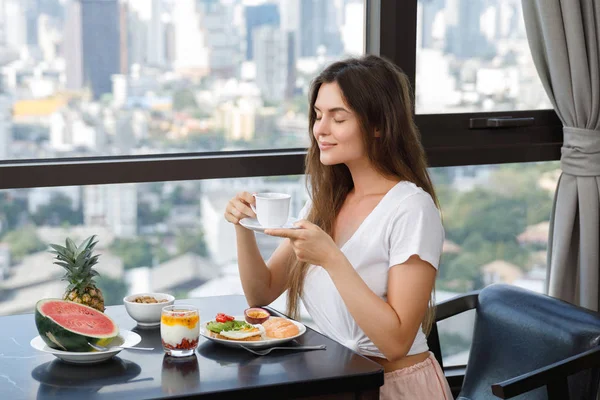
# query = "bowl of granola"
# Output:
<box><xmin>123</xmin><ymin>293</ymin><xmax>175</xmax><ymax>327</ymax></box>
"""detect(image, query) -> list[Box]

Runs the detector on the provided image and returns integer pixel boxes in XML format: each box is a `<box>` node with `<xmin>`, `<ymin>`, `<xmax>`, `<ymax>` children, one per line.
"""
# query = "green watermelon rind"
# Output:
<box><xmin>35</xmin><ymin>299</ymin><xmax>119</xmax><ymax>352</ymax></box>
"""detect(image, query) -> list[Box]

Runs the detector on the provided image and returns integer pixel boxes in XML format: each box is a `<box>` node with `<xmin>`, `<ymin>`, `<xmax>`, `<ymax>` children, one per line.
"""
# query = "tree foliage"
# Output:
<box><xmin>96</xmin><ymin>275</ymin><xmax>128</xmax><ymax>307</ymax></box>
<box><xmin>31</xmin><ymin>193</ymin><xmax>83</xmax><ymax>226</ymax></box>
<box><xmin>3</xmin><ymin>226</ymin><xmax>47</xmax><ymax>263</ymax></box>
<box><xmin>435</xmin><ymin>163</ymin><xmax>558</xmax><ymax>291</ymax></box>
<box><xmin>172</xmin><ymin>89</ymin><xmax>198</xmax><ymax>111</ymax></box>
<box><xmin>109</xmin><ymin>238</ymin><xmax>154</xmax><ymax>270</ymax></box>
<box><xmin>175</xmin><ymin>229</ymin><xmax>208</xmax><ymax>257</ymax></box>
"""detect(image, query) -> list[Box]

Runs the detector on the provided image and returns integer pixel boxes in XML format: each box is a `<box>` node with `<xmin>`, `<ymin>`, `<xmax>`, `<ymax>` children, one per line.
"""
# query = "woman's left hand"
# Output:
<box><xmin>264</xmin><ymin>220</ymin><xmax>341</xmax><ymax>268</ymax></box>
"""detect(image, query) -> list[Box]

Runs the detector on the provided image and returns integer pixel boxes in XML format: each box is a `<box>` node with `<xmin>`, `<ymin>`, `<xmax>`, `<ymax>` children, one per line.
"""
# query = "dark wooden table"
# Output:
<box><xmin>1</xmin><ymin>295</ymin><xmax>384</xmax><ymax>399</ymax></box>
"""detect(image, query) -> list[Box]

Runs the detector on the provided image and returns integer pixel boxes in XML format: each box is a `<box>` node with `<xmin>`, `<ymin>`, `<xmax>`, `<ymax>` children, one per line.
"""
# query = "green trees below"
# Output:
<box><xmin>175</xmin><ymin>229</ymin><xmax>208</xmax><ymax>257</ymax></box>
<box><xmin>109</xmin><ymin>238</ymin><xmax>155</xmax><ymax>270</ymax></box>
<box><xmin>172</xmin><ymin>89</ymin><xmax>198</xmax><ymax>111</ymax></box>
<box><xmin>3</xmin><ymin>226</ymin><xmax>46</xmax><ymax>263</ymax></box>
<box><xmin>138</xmin><ymin>202</ymin><xmax>169</xmax><ymax>226</ymax></box>
<box><xmin>31</xmin><ymin>193</ymin><xmax>83</xmax><ymax>227</ymax></box>
<box><xmin>435</xmin><ymin>162</ymin><xmax>558</xmax><ymax>292</ymax></box>
<box><xmin>0</xmin><ymin>193</ymin><xmax>27</xmax><ymax>234</ymax></box>
<box><xmin>444</xmin><ymin>190</ymin><xmax>528</xmax><ymax>244</ymax></box>
<box><xmin>108</xmin><ymin>230</ymin><xmax>209</xmax><ymax>271</ymax></box>
<box><xmin>96</xmin><ymin>275</ymin><xmax>128</xmax><ymax>307</ymax></box>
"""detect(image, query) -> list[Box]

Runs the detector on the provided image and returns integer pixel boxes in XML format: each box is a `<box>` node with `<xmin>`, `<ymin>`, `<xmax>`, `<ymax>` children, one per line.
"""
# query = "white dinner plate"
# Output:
<box><xmin>200</xmin><ymin>316</ymin><xmax>306</xmax><ymax>349</ymax></box>
<box><xmin>30</xmin><ymin>330</ymin><xmax>141</xmax><ymax>364</ymax></box>
<box><xmin>239</xmin><ymin>217</ymin><xmax>300</xmax><ymax>233</ymax></box>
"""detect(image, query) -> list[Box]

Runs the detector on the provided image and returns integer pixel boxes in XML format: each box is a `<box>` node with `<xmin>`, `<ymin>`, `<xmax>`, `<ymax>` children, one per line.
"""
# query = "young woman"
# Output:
<box><xmin>224</xmin><ymin>55</ymin><xmax>452</xmax><ymax>399</ymax></box>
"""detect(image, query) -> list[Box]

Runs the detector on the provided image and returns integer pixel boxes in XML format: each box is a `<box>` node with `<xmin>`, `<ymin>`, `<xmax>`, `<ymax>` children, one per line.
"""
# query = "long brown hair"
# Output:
<box><xmin>286</xmin><ymin>55</ymin><xmax>440</xmax><ymax>335</ymax></box>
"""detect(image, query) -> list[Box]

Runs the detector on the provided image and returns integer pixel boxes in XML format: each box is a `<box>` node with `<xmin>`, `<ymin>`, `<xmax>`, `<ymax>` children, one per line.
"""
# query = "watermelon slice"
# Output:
<box><xmin>35</xmin><ymin>299</ymin><xmax>119</xmax><ymax>352</ymax></box>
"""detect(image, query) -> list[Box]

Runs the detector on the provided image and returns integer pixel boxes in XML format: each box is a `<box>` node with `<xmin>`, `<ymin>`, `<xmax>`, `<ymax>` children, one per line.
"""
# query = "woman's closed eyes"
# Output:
<box><xmin>314</xmin><ymin>115</ymin><xmax>346</xmax><ymax>124</ymax></box>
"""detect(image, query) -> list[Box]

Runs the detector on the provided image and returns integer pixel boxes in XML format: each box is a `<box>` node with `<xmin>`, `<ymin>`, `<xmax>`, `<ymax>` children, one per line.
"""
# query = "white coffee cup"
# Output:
<box><xmin>251</xmin><ymin>192</ymin><xmax>291</xmax><ymax>228</ymax></box>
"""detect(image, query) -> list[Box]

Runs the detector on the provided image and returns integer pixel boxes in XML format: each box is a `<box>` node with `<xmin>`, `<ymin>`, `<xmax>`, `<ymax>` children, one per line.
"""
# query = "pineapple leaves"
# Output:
<box><xmin>48</xmin><ymin>244</ymin><xmax>68</xmax><ymax>254</ymax></box>
<box><xmin>66</xmin><ymin>283</ymin><xmax>77</xmax><ymax>293</ymax></box>
<box><xmin>49</xmin><ymin>234</ymin><xmax>102</xmax><ymax>285</ymax></box>
<box><xmin>77</xmin><ymin>236</ymin><xmax>98</xmax><ymax>255</ymax></box>
<box><xmin>65</xmin><ymin>238</ymin><xmax>77</xmax><ymax>254</ymax></box>
<box><xmin>54</xmin><ymin>261</ymin><xmax>76</xmax><ymax>273</ymax></box>
<box><xmin>74</xmin><ymin>248</ymin><xmax>89</xmax><ymax>266</ymax></box>
<box><xmin>86</xmin><ymin>254</ymin><xmax>100</xmax><ymax>266</ymax></box>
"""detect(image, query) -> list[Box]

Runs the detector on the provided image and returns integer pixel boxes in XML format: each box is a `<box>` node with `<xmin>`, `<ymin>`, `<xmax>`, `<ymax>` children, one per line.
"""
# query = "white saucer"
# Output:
<box><xmin>240</xmin><ymin>217</ymin><xmax>300</xmax><ymax>233</ymax></box>
<box><xmin>30</xmin><ymin>330</ymin><xmax>141</xmax><ymax>364</ymax></box>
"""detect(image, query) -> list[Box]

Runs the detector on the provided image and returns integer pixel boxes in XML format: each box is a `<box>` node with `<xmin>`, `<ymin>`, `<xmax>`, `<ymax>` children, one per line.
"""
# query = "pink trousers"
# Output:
<box><xmin>380</xmin><ymin>352</ymin><xmax>453</xmax><ymax>400</ymax></box>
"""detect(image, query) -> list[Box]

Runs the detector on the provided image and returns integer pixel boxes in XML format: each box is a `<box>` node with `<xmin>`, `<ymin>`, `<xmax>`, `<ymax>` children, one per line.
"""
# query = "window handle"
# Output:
<box><xmin>469</xmin><ymin>117</ymin><xmax>535</xmax><ymax>129</ymax></box>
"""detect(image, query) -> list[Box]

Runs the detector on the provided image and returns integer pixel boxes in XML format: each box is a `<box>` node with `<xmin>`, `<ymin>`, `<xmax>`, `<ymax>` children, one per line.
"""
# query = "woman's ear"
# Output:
<box><xmin>374</xmin><ymin>128</ymin><xmax>381</xmax><ymax>138</ymax></box>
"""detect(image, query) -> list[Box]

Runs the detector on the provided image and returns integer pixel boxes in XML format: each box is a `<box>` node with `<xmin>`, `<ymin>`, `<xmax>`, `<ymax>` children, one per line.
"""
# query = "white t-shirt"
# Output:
<box><xmin>298</xmin><ymin>181</ymin><xmax>444</xmax><ymax>358</ymax></box>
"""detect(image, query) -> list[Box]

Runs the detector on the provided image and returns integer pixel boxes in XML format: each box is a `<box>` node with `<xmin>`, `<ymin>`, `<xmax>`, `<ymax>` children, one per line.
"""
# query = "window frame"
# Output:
<box><xmin>381</xmin><ymin>1</ymin><xmax>563</xmax><ymax>167</ymax></box>
<box><xmin>0</xmin><ymin>0</ymin><xmax>562</xmax><ymax>191</ymax></box>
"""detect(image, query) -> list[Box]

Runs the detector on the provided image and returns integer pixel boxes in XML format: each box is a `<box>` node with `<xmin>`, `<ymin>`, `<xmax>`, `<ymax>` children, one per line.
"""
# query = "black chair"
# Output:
<box><xmin>427</xmin><ymin>284</ymin><xmax>600</xmax><ymax>399</ymax></box>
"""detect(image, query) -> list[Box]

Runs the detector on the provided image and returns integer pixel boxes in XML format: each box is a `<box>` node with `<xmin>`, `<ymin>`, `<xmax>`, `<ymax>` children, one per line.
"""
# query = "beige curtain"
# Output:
<box><xmin>522</xmin><ymin>1</ymin><xmax>600</xmax><ymax>311</ymax></box>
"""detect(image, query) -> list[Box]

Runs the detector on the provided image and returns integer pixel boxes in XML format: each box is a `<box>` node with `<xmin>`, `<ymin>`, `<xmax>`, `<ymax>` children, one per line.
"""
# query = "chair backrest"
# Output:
<box><xmin>458</xmin><ymin>284</ymin><xmax>600</xmax><ymax>400</ymax></box>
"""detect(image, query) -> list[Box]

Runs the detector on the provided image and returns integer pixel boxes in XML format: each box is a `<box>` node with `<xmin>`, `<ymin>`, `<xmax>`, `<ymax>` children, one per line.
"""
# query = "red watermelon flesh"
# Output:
<box><xmin>40</xmin><ymin>301</ymin><xmax>115</xmax><ymax>336</ymax></box>
<box><xmin>35</xmin><ymin>299</ymin><xmax>119</xmax><ymax>352</ymax></box>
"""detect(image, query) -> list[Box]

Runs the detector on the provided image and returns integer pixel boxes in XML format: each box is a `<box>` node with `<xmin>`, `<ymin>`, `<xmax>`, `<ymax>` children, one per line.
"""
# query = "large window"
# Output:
<box><xmin>416</xmin><ymin>0</ymin><xmax>551</xmax><ymax>114</ymax></box>
<box><xmin>1</xmin><ymin>0</ymin><xmax>364</xmax><ymax>161</ymax></box>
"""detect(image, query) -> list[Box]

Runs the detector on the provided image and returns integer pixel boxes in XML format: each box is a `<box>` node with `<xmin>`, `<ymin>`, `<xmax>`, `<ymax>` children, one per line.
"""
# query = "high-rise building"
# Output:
<box><xmin>284</xmin><ymin>31</ymin><xmax>297</xmax><ymax>100</ymax></box>
<box><xmin>445</xmin><ymin>0</ymin><xmax>491</xmax><ymax>59</ymax></box>
<box><xmin>49</xmin><ymin>109</ymin><xmax>104</xmax><ymax>152</ymax></box>
<box><xmin>254</xmin><ymin>25</ymin><xmax>287</xmax><ymax>103</ymax></box>
<box><xmin>4</xmin><ymin>0</ymin><xmax>28</xmax><ymax>50</ymax></box>
<box><xmin>164</xmin><ymin>19</ymin><xmax>175</xmax><ymax>65</ymax></box>
<box><xmin>107</xmin><ymin>184</ymin><xmax>137</xmax><ymax>238</ymax></box>
<box><xmin>127</xmin><ymin>8</ymin><xmax>148</xmax><ymax>67</ymax></box>
<box><xmin>291</xmin><ymin>0</ymin><xmax>343</xmax><ymax>58</ymax></box>
<box><xmin>173</xmin><ymin>0</ymin><xmax>210</xmax><ymax>77</ymax></box>
<box><xmin>173</xmin><ymin>0</ymin><xmax>239</xmax><ymax>79</ymax></box>
<box><xmin>0</xmin><ymin>0</ymin><xmax>6</xmax><ymax>45</ymax></box>
<box><xmin>199</xmin><ymin>1</ymin><xmax>241</xmax><ymax>78</ymax></box>
<box><xmin>84</xmin><ymin>184</ymin><xmax>137</xmax><ymax>238</ymax></box>
<box><xmin>279</xmin><ymin>0</ymin><xmax>300</xmax><ymax>57</ymax></box>
<box><xmin>419</xmin><ymin>0</ymin><xmax>444</xmax><ymax>49</ymax></box>
<box><xmin>26</xmin><ymin>0</ymin><xmax>39</xmax><ymax>47</ymax></box>
<box><xmin>111</xmin><ymin>74</ymin><xmax>128</xmax><ymax>108</ymax></box>
<box><xmin>299</xmin><ymin>0</ymin><xmax>327</xmax><ymax>57</ymax></box>
<box><xmin>119</xmin><ymin>0</ymin><xmax>129</xmax><ymax>74</ymax></box>
<box><xmin>64</xmin><ymin>0</ymin><xmax>121</xmax><ymax>99</ymax></box>
<box><xmin>244</xmin><ymin>4</ymin><xmax>279</xmax><ymax>61</ymax></box>
<box><xmin>37</xmin><ymin>14</ymin><xmax>60</xmax><ymax>62</ymax></box>
<box><xmin>0</xmin><ymin>94</ymin><xmax>11</xmax><ymax>160</ymax></box>
<box><xmin>279</xmin><ymin>0</ymin><xmax>299</xmax><ymax>33</ymax></box>
<box><xmin>147</xmin><ymin>0</ymin><xmax>164</xmax><ymax>66</ymax></box>
<box><xmin>323</xmin><ymin>1</ymin><xmax>343</xmax><ymax>55</ymax></box>
<box><xmin>300</xmin><ymin>0</ymin><xmax>314</xmax><ymax>58</ymax></box>
<box><xmin>342</xmin><ymin>0</ymin><xmax>364</xmax><ymax>55</ymax></box>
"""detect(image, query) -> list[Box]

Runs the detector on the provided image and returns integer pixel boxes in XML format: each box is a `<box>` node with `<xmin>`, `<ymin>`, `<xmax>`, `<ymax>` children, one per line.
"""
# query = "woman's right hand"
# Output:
<box><xmin>224</xmin><ymin>191</ymin><xmax>257</xmax><ymax>225</ymax></box>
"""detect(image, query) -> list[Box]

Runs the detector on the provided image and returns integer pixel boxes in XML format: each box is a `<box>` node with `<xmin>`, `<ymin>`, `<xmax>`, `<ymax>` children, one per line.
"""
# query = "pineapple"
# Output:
<box><xmin>49</xmin><ymin>235</ymin><xmax>105</xmax><ymax>312</ymax></box>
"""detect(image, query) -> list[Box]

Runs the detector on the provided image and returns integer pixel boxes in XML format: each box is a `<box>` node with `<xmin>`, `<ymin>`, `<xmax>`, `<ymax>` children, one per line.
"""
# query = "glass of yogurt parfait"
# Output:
<box><xmin>161</xmin><ymin>305</ymin><xmax>200</xmax><ymax>357</ymax></box>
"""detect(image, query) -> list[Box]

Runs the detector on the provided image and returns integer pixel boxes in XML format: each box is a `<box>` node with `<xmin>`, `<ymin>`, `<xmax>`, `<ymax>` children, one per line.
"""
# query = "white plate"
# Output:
<box><xmin>239</xmin><ymin>217</ymin><xmax>300</xmax><ymax>233</ymax></box>
<box><xmin>30</xmin><ymin>330</ymin><xmax>141</xmax><ymax>364</ymax></box>
<box><xmin>200</xmin><ymin>316</ymin><xmax>306</xmax><ymax>349</ymax></box>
